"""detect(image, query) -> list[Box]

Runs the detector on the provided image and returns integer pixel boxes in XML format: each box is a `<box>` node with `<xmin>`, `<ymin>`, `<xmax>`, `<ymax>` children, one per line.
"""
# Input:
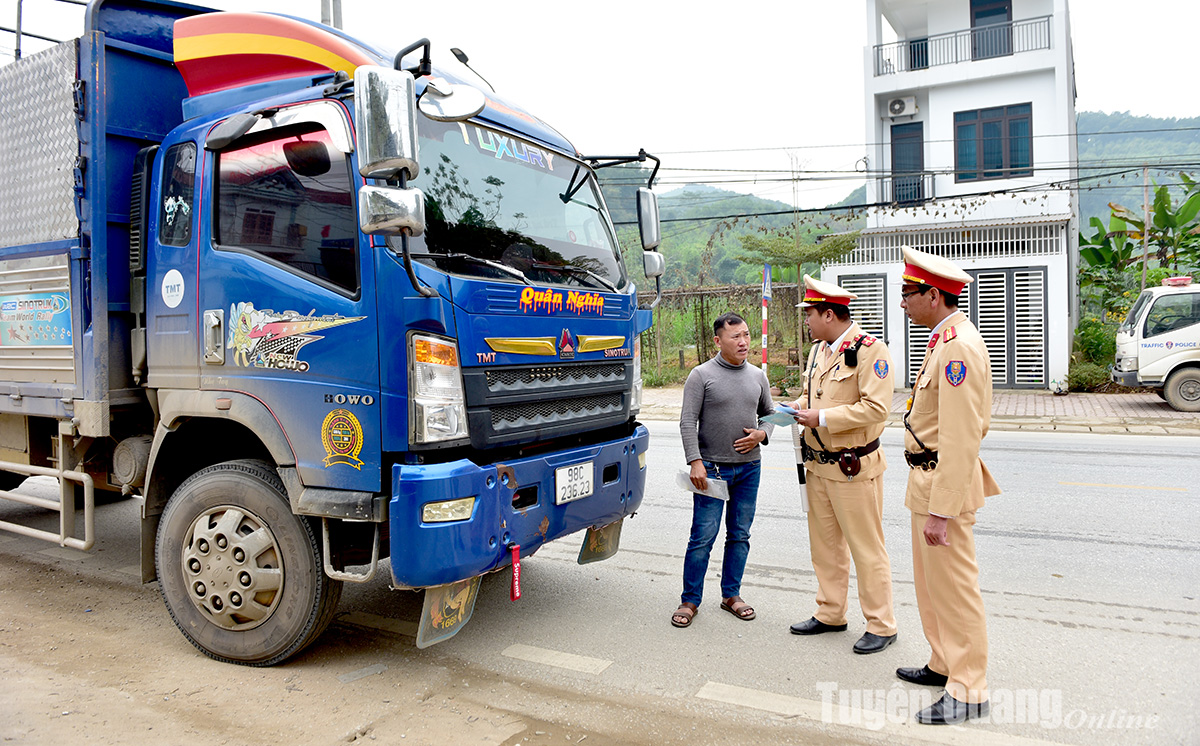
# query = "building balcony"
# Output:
<box><xmin>873</xmin><ymin>15</ymin><xmax>1051</xmax><ymax>76</ymax></box>
<box><xmin>879</xmin><ymin>173</ymin><xmax>934</xmax><ymax>206</ymax></box>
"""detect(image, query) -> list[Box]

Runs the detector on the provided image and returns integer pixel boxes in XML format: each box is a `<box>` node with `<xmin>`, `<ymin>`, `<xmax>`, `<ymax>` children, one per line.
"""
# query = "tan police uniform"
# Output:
<box><xmin>901</xmin><ymin>247</ymin><xmax>1001</xmax><ymax>705</ymax></box>
<box><xmin>792</xmin><ymin>276</ymin><xmax>896</xmax><ymax>637</ymax></box>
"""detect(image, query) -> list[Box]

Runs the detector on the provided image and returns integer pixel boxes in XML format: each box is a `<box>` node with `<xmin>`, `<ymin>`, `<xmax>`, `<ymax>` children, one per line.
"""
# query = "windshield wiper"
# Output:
<box><xmin>531</xmin><ymin>263</ymin><xmax>617</xmax><ymax>292</ymax></box>
<box><xmin>410</xmin><ymin>251</ymin><xmax>531</xmax><ymax>285</ymax></box>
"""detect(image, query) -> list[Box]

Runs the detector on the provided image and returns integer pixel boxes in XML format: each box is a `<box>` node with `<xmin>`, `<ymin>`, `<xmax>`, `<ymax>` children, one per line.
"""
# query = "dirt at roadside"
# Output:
<box><xmin>0</xmin><ymin>546</ymin><xmax>854</xmax><ymax>746</ymax></box>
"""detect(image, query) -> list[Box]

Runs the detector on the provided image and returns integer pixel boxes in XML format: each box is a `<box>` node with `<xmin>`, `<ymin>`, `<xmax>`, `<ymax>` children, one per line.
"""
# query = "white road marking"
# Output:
<box><xmin>337</xmin><ymin>663</ymin><xmax>387</xmax><ymax>684</ymax></box>
<box><xmin>502</xmin><ymin>644</ymin><xmax>612</xmax><ymax>674</ymax></box>
<box><xmin>696</xmin><ymin>681</ymin><xmax>1063</xmax><ymax>746</ymax></box>
<box><xmin>1059</xmin><ymin>481</ymin><xmax>1185</xmax><ymax>492</ymax></box>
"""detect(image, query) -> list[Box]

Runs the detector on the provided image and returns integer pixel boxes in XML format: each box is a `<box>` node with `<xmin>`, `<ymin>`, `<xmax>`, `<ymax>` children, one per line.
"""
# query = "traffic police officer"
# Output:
<box><xmin>896</xmin><ymin>246</ymin><xmax>1000</xmax><ymax>725</ymax></box>
<box><xmin>787</xmin><ymin>275</ymin><xmax>897</xmax><ymax>654</ymax></box>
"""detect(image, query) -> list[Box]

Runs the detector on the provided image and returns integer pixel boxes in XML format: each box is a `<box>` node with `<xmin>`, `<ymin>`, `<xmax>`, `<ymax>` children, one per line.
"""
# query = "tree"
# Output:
<box><xmin>1109</xmin><ymin>173</ymin><xmax>1200</xmax><ymax>282</ymax></box>
<box><xmin>734</xmin><ymin>226</ymin><xmax>861</xmax><ymax>276</ymax></box>
<box><xmin>1078</xmin><ymin>215</ymin><xmax>1141</xmax><ymax>320</ymax></box>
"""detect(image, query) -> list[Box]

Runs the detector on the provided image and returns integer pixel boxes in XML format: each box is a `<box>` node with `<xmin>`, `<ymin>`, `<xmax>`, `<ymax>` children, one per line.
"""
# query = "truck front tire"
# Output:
<box><xmin>155</xmin><ymin>459</ymin><xmax>342</xmax><ymax>666</ymax></box>
<box><xmin>1164</xmin><ymin>369</ymin><xmax>1200</xmax><ymax>412</ymax></box>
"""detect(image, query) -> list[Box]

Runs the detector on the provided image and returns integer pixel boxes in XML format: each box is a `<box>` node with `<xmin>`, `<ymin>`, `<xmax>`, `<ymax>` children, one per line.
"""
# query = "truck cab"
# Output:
<box><xmin>1112</xmin><ymin>277</ymin><xmax>1200</xmax><ymax>411</ymax></box>
<box><xmin>0</xmin><ymin>0</ymin><xmax>664</xmax><ymax>665</ymax></box>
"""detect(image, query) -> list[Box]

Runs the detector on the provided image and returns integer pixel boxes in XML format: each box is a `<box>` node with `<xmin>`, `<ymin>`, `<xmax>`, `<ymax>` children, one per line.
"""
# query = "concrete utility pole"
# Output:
<box><xmin>320</xmin><ymin>0</ymin><xmax>342</xmax><ymax>29</ymax></box>
<box><xmin>14</xmin><ymin>0</ymin><xmax>21</xmax><ymax>60</ymax></box>
<box><xmin>1140</xmin><ymin>166</ymin><xmax>1150</xmax><ymax>293</ymax></box>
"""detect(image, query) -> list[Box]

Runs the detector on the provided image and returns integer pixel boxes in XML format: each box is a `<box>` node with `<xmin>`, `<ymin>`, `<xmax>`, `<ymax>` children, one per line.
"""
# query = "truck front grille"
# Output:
<box><xmin>491</xmin><ymin>393</ymin><xmax>623</xmax><ymax>431</ymax></box>
<box><xmin>462</xmin><ymin>361</ymin><xmax>633</xmax><ymax>449</ymax></box>
<box><xmin>485</xmin><ymin>363</ymin><xmax>624</xmax><ymax>392</ymax></box>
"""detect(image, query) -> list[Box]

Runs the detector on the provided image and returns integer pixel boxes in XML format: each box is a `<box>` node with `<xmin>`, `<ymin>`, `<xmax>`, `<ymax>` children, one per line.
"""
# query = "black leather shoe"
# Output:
<box><xmin>789</xmin><ymin>617</ymin><xmax>848</xmax><ymax>635</ymax></box>
<box><xmin>852</xmin><ymin>632</ymin><xmax>897</xmax><ymax>654</ymax></box>
<box><xmin>896</xmin><ymin>665</ymin><xmax>949</xmax><ymax>686</ymax></box>
<box><xmin>915</xmin><ymin>692</ymin><xmax>989</xmax><ymax>725</ymax></box>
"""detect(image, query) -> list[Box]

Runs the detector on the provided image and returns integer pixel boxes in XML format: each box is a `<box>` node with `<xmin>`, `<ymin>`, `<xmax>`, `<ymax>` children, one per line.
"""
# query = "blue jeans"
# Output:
<box><xmin>681</xmin><ymin>460</ymin><xmax>761</xmax><ymax>606</ymax></box>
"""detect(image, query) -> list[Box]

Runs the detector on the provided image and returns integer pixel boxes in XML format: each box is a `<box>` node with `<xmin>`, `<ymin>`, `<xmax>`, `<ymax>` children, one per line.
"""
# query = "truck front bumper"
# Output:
<box><xmin>388</xmin><ymin>424</ymin><xmax>649</xmax><ymax>588</ymax></box>
<box><xmin>1111</xmin><ymin>368</ymin><xmax>1141</xmax><ymax>387</ymax></box>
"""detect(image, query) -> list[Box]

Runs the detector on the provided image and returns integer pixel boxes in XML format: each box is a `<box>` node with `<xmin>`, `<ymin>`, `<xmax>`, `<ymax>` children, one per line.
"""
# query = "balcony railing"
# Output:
<box><xmin>879</xmin><ymin>173</ymin><xmax>934</xmax><ymax>206</ymax></box>
<box><xmin>874</xmin><ymin>15</ymin><xmax>1051</xmax><ymax>76</ymax></box>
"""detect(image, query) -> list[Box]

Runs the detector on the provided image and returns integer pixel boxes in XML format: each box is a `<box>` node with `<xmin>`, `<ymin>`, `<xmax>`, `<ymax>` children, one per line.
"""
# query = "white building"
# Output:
<box><xmin>823</xmin><ymin>0</ymin><xmax>1078</xmax><ymax>389</ymax></box>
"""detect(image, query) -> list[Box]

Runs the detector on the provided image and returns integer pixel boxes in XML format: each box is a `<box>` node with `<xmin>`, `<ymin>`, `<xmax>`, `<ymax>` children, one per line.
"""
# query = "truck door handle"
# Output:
<box><xmin>203</xmin><ymin>309</ymin><xmax>225</xmax><ymax>364</ymax></box>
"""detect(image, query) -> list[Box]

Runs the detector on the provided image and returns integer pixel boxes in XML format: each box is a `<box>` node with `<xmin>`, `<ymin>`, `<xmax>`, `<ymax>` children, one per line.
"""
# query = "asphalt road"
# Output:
<box><xmin>0</xmin><ymin>423</ymin><xmax>1196</xmax><ymax>745</ymax></box>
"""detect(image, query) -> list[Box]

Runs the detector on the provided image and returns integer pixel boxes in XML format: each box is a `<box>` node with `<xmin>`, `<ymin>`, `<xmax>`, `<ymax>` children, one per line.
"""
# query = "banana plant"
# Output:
<box><xmin>1078</xmin><ymin>215</ymin><xmax>1141</xmax><ymax>318</ymax></box>
<box><xmin>1110</xmin><ymin>179</ymin><xmax>1200</xmax><ymax>271</ymax></box>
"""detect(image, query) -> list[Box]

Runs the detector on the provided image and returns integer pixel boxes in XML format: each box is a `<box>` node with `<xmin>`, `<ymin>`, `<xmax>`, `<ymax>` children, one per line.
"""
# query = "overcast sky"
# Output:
<box><xmin>2</xmin><ymin>0</ymin><xmax>1195</xmax><ymax>207</ymax></box>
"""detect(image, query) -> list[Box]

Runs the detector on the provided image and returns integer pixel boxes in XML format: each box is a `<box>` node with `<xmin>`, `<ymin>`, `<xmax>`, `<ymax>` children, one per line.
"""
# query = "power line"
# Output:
<box><xmin>610</xmin><ymin>163</ymin><xmax>1200</xmax><ymax>227</ymax></box>
<box><xmin>654</xmin><ymin>125</ymin><xmax>1200</xmax><ymax>156</ymax></box>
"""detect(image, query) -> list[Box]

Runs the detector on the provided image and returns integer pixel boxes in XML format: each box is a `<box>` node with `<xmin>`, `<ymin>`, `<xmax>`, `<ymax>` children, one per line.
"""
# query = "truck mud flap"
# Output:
<box><xmin>415</xmin><ymin>575</ymin><xmax>481</xmax><ymax>649</ymax></box>
<box><xmin>577</xmin><ymin>517</ymin><xmax>623</xmax><ymax>565</ymax></box>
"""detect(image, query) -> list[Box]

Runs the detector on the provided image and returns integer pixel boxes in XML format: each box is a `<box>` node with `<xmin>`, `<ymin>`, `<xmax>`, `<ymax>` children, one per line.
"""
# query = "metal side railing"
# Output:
<box><xmin>0</xmin><ymin>455</ymin><xmax>95</xmax><ymax>551</ymax></box>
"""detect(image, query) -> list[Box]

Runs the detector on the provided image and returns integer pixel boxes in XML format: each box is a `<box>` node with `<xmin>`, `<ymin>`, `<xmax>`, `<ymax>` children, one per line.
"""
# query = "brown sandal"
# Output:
<box><xmin>671</xmin><ymin>602</ymin><xmax>697</xmax><ymax>628</ymax></box>
<box><xmin>720</xmin><ymin>596</ymin><xmax>756</xmax><ymax>621</ymax></box>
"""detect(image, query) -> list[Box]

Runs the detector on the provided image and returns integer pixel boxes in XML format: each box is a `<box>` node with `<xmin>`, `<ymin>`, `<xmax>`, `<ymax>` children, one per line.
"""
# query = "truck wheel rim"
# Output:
<box><xmin>1182</xmin><ymin>379</ymin><xmax>1200</xmax><ymax>402</ymax></box>
<box><xmin>181</xmin><ymin>506</ymin><xmax>284</xmax><ymax>630</ymax></box>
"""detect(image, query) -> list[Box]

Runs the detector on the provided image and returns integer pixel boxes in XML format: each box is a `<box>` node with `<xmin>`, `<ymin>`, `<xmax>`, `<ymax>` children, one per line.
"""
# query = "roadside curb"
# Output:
<box><xmin>638</xmin><ymin>399</ymin><xmax>1200</xmax><ymax>436</ymax></box>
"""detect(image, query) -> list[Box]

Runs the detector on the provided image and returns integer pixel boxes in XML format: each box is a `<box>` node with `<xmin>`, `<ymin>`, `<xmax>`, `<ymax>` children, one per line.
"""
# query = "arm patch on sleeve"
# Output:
<box><xmin>946</xmin><ymin>360</ymin><xmax>967</xmax><ymax>386</ymax></box>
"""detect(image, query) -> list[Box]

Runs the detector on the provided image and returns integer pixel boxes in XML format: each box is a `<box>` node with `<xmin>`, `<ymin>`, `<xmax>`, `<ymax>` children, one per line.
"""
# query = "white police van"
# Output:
<box><xmin>1112</xmin><ymin>277</ymin><xmax>1200</xmax><ymax>411</ymax></box>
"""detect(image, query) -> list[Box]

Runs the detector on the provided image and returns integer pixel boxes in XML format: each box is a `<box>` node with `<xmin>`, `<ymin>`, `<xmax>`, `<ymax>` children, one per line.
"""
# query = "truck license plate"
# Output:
<box><xmin>555</xmin><ymin>461</ymin><xmax>594</xmax><ymax>505</ymax></box>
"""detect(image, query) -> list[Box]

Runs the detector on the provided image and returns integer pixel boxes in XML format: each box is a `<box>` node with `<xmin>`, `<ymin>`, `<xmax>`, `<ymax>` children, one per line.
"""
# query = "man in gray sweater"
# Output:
<box><xmin>671</xmin><ymin>312</ymin><xmax>776</xmax><ymax>628</ymax></box>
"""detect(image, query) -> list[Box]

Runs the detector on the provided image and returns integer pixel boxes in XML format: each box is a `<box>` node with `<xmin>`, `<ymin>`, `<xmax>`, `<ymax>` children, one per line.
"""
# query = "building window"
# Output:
<box><xmin>955</xmin><ymin>104</ymin><xmax>1032</xmax><ymax>181</ymax></box>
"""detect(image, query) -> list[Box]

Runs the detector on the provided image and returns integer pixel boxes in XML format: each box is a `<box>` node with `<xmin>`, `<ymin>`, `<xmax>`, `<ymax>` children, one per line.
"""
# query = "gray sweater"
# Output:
<box><xmin>680</xmin><ymin>354</ymin><xmax>776</xmax><ymax>464</ymax></box>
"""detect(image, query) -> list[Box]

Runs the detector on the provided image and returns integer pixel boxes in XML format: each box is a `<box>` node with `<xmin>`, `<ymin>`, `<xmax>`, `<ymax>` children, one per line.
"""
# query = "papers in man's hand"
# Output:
<box><xmin>676</xmin><ymin>470</ymin><xmax>730</xmax><ymax>501</ymax></box>
<box><xmin>759</xmin><ymin>404</ymin><xmax>800</xmax><ymax>427</ymax></box>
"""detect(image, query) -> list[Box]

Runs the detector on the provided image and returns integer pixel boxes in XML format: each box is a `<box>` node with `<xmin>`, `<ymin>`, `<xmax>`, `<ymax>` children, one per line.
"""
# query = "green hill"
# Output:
<box><xmin>599</xmin><ymin>167</ymin><xmax>862</xmax><ymax>288</ymax></box>
<box><xmin>1076</xmin><ymin>111</ymin><xmax>1200</xmax><ymax>227</ymax></box>
<box><xmin>598</xmin><ymin>112</ymin><xmax>1197</xmax><ymax>288</ymax></box>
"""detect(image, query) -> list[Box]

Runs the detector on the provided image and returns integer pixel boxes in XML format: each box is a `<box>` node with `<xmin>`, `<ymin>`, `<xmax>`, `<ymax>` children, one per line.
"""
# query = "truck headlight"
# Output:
<box><xmin>410</xmin><ymin>334</ymin><xmax>469</xmax><ymax>444</ymax></box>
<box><xmin>1117</xmin><ymin>356</ymin><xmax>1138</xmax><ymax>372</ymax></box>
<box><xmin>631</xmin><ymin>337</ymin><xmax>643</xmax><ymax>413</ymax></box>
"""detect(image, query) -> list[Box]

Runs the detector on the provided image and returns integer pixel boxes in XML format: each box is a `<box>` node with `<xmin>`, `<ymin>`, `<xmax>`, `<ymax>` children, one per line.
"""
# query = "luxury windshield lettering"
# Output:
<box><xmin>474</xmin><ymin>127</ymin><xmax>556</xmax><ymax>172</ymax></box>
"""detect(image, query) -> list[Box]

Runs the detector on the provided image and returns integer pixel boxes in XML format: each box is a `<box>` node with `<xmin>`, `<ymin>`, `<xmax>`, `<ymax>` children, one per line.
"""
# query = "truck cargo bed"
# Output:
<box><xmin>0</xmin><ymin>0</ymin><xmax>200</xmax><ymax>433</ymax></box>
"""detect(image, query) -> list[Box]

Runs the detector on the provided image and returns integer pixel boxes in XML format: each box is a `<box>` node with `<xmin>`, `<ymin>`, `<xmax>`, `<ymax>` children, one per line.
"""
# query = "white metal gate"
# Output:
<box><xmin>904</xmin><ymin>267</ymin><xmax>1046</xmax><ymax>387</ymax></box>
<box><xmin>839</xmin><ymin>274</ymin><xmax>887</xmax><ymax>342</ymax></box>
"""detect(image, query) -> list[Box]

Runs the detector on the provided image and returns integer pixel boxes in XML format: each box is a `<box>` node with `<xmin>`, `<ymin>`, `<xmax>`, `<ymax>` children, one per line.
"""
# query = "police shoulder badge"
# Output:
<box><xmin>945</xmin><ymin>360</ymin><xmax>967</xmax><ymax>386</ymax></box>
<box><xmin>873</xmin><ymin>359</ymin><xmax>889</xmax><ymax>379</ymax></box>
<box><xmin>322</xmin><ymin>408</ymin><xmax>364</xmax><ymax>469</ymax></box>
<box><xmin>861</xmin><ymin>335</ymin><xmax>876</xmax><ymax>347</ymax></box>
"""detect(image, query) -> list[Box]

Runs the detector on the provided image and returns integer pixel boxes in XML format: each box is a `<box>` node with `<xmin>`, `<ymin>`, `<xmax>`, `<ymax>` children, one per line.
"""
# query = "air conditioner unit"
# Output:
<box><xmin>886</xmin><ymin>96</ymin><xmax>917</xmax><ymax>118</ymax></box>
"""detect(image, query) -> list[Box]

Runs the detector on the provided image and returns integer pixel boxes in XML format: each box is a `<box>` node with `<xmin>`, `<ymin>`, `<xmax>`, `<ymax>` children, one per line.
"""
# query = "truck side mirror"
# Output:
<box><xmin>643</xmin><ymin>251</ymin><xmax>664</xmax><ymax>279</ymax></box>
<box><xmin>417</xmin><ymin>77</ymin><xmax>487</xmax><ymax>122</ymax></box>
<box><xmin>354</xmin><ymin>65</ymin><xmax>420</xmax><ymax>181</ymax></box>
<box><xmin>359</xmin><ymin>185</ymin><xmax>426</xmax><ymax>236</ymax></box>
<box><xmin>636</xmin><ymin>187</ymin><xmax>661</xmax><ymax>251</ymax></box>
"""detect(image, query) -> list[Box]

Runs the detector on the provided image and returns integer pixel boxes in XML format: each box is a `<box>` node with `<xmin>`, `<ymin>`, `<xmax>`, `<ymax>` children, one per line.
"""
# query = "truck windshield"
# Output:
<box><xmin>396</xmin><ymin>119</ymin><xmax>627</xmax><ymax>291</ymax></box>
<box><xmin>1119</xmin><ymin>291</ymin><xmax>1152</xmax><ymax>334</ymax></box>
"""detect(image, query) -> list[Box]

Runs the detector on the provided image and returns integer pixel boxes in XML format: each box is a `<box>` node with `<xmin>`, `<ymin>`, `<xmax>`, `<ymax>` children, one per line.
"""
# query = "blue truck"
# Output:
<box><xmin>0</xmin><ymin>0</ymin><xmax>664</xmax><ymax>664</ymax></box>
